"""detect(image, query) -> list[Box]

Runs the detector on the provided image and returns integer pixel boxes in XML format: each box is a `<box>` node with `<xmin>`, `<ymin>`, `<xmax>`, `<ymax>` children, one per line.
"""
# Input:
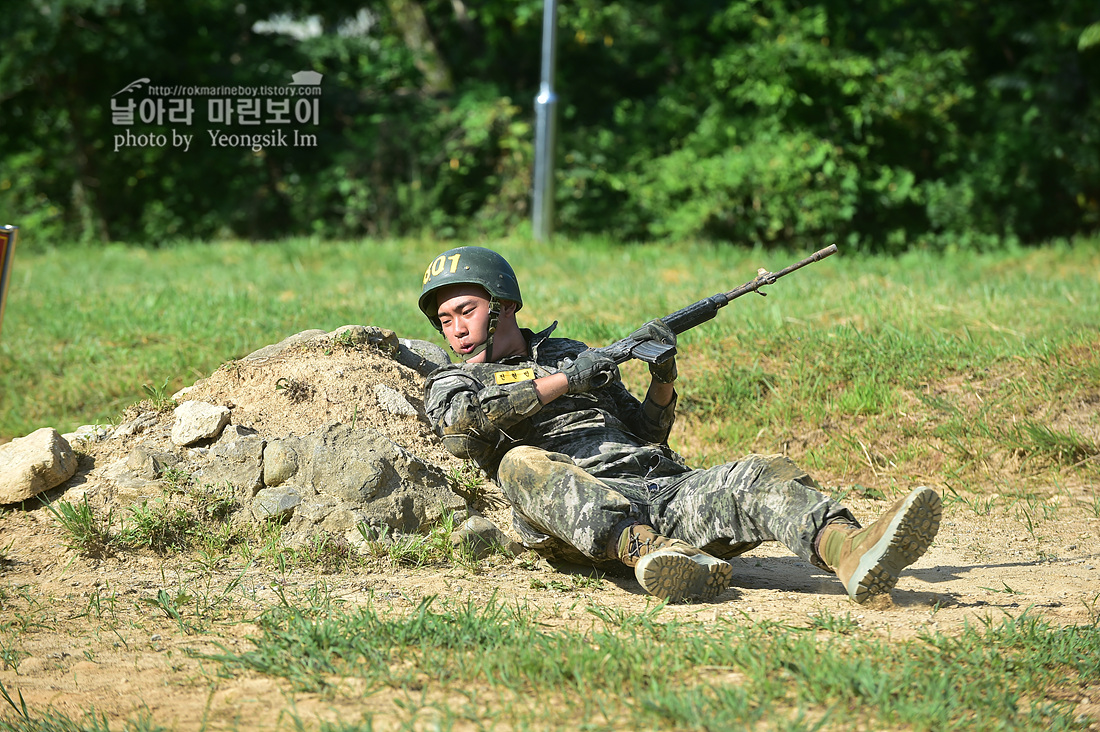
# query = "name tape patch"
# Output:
<box><xmin>494</xmin><ymin>368</ymin><xmax>537</xmax><ymax>385</ymax></box>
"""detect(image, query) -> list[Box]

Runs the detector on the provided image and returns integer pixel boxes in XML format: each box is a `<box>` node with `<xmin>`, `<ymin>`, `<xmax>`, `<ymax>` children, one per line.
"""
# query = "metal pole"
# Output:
<box><xmin>532</xmin><ymin>0</ymin><xmax>558</xmax><ymax>243</ymax></box>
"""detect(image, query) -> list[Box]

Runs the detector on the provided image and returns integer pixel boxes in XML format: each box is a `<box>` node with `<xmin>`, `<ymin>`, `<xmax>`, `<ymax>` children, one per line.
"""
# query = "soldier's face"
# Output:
<box><xmin>436</xmin><ymin>284</ymin><xmax>493</xmax><ymax>362</ymax></box>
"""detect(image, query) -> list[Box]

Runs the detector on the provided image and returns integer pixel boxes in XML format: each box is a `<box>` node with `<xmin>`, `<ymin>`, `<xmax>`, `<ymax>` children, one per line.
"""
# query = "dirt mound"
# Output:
<box><xmin>180</xmin><ymin>339</ymin><xmax>458</xmax><ymax>473</ymax></box>
<box><xmin>51</xmin><ymin>326</ymin><xmax>503</xmax><ymax>541</ymax></box>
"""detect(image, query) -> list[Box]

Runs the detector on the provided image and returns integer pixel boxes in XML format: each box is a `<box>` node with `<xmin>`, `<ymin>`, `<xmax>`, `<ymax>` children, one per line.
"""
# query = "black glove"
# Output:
<box><xmin>628</xmin><ymin>319</ymin><xmax>678</xmax><ymax>384</ymax></box>
<box><xmin>628</xmin><ymin>319</ymin><xmax>676</xmax><ymax>348</ymax></box>
<box><xmin>560</xmin><ymin>349</ymin><xmax>620</xmax><ymax>394</ymax></box>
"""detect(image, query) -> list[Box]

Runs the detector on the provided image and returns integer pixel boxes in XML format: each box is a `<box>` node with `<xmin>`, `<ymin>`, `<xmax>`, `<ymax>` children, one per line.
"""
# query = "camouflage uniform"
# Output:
<box><xmin>423</xmin><ymin>323</ymin><xmax>857</xmax><ymax>570</ymax></box>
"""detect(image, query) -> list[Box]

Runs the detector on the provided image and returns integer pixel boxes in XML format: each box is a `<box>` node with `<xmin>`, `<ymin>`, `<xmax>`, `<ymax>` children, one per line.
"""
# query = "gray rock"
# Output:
<box><xmin>171</xmin><ymin>385</ymin><xmax>195</xmax><ymax>402</ymax></box>
<box><xmin>252</xmin><ymin>486</ymin><xmax>302</xmax><ymax>520</ymax></box>
<box><xmin>292</xmin><ymin>496</ymin><xmax>341</xmax><ymax>524</ymax></box>
<box><xmin>374</xmin><ymin>383</ymin><xmax>418</xmax><ymax>417</ymax></box>
<box><xmin>110</xmin><ymin>411</ymin><xmax>158</xmax><ymax>440</ymax></box>
<box><xmin>328</xmin><ymin>325</ymin><xmax>399</xmax><ymax>354</ymax></box>
<box><xmin>320</xmin><ymin>506</ymin><xmax>368</xmax><ymax>534</ymax></box>
<box><xmin>218</xmin><ymin>424</ymin><xmax>259</xmax><ymax>442</ymax></box>
<box><xmin>451</xmin><ymin>516</ymin><xmax>523</xmax><ymax>559</ymax></box>
<box><xmin>97</xmin><ymin>457</ymin><xmax>164</xmax><ymax>505</ymax></box>
<box><xmin>170</xmin><ymin>401</ymin><xmax>230</xmax><ymax>446</ymax></box>
<box><xmin>271</xmin><ymin>423</ymin><xmax>465</xmax><ymax>533</ymax></box>
<box><xmin>196</xmin><ymin>435</ymin><xmax>265</xmax><ymax>498</ymax></box>
<box><xmin>243</xmin><ymin>329</ymin><xmax>327</xmax><ymax>361</ymax></box>
<box><xmin>306</xmin><ymin>426</ymin><xmax>388</xmax><ymax>503</ymax></box>
<box><xmin>396</xmin><ymin>338</ymin><xmax>451</xmax><ymax>377</ymax></box>
<box><xmin>62</xmin><ymin>425</ymin><xmax>111</xmax><ymax>445</ymax></box>
<box><xmin>0</xmin><ymin>428</ymin><xmax>79</xmax><ymax>504</ymax></box>
<box><xmin>262</xmin><ymin>440</ymin><xmax>299</xmax><ymax>487</ymax></box>
<box><xmin>125</xmin><ymin>446</ymin><xmax>180</xmax><ymax>480</ymax></box>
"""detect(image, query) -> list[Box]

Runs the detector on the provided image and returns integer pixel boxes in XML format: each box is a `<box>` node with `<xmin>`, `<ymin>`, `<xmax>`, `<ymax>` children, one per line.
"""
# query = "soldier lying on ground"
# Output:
<box><xmin>420</xmin><ymin>246</ymin><xmax>941</xmax><ymax>603</ymax></box>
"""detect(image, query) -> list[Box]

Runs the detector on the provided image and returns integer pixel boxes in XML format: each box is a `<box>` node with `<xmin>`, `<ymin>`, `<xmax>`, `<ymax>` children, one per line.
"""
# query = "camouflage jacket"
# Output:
<box><xmin>423</xmin><ymin>323</ymin><xmax>689</xmax><ymax>480</ymax></box>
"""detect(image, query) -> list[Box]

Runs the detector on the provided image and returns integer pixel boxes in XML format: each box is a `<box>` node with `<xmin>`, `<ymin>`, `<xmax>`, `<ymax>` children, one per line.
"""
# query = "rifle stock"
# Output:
<box><xmin>600</xmin><ymin>244</ymin><xmax>838</xmax><ymax>366</ymax></box>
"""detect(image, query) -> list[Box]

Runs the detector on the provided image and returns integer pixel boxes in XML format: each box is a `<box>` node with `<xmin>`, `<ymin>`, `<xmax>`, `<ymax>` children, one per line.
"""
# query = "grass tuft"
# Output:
<box><xmin>41</xmin><ymin>497</ymin><xmax>117</xmax><ymax>559</ymax></box>
<box><xmin>1005</xmin><ymin>420</ymin><xmax>1099</xmax><ymax>466</ymax></box>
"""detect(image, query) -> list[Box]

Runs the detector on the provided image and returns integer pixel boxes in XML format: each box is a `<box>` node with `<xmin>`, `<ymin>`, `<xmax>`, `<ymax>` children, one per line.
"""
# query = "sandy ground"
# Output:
<box><xmin>2</xmin><ymin>488</ymin><xmax>1099</xmax><ymax>730</ymax></box>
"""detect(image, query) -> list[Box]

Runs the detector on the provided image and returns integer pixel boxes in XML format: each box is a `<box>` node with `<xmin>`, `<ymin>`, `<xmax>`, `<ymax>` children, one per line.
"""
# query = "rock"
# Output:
<box><xmin>110</xmin><ymin>411</ymin><xmax>158</xmax><ymax>440</ymax></box>
<box><xmin>218</xmin><ymin>424</ymin><xmax>259</xmax><ymax>442</ymax></box>
<box><xmin>305</xmin><ymin>427</ymin><xmax>388</xmax><ymax>503</ymax></box>
<box><xmin>329</xmin><ymin>325</ymin><xmax>399</xmax><ymax>354</ymax></box>
<box><xmin>374</xmin><ymin>383</ymin><xmax>418</xmax><ymax>416</ymax></box>
<box><xmin>172</xmin><ymin>385</ymin><xmax>196</xmax><ymax>401</ymax></box>
<box><xmin>272</xmin><ymin>423</ymin><xmax>465</xmax><ymax>533</ymax></box>
<box><xmin>262</xmin><ymin>440</ymin><xmax>299</xmax><ymax>487</ymax></box>
<box><xmin>243</xmin><ymin>329</ymin><xmax>327</xmax><ymax>360</ymax></box>
<box><xmin>396</xmin><ymin>338</ymin><xmax>451</xmax><ymax>377</ymax></box>
<box><xmin>252</xmin><ymin>486</ymin><xmax>302</xmax><ymax>520</ymax></box>
<box><xmin>0</xmin><ymin>428</ymin><xmax>79</xmax><ymax>504</ymax></box>
<box><xmin>96</xmin><ymin>457</ymin><xmax>164</xmax><ymax>505</ymax></box>
<box><xmin>125</xmin><ymin>447</ymin><xmax>180</xmax><ymax>480</ymax></box>
<box><xmin>292</xmin><ymin>496</ymin><xmax>341</xmax><ymax>524</ymax></box>
<box><xmin>320</xmin><ymin>507</ymin><xmax>368</xmax><ymax>534</ymax></box>
<box><xmin>170</xmin><ymin>401</ymin><xmax>230</xmax><ymax>446</ymax></box>
<box><xmin>62</xmin><ymin>425</ymin><xmax>111</xmax><ymax>445</ymax></box>
<box><xmin>450</xmin><ymin>516</ymin><xmax>522</xmax><ymax>559</ymax></box>
<box><xmin>194</xmin><ymin>435</ymin><xmax>265</xmax><ymax>499</ymax></box>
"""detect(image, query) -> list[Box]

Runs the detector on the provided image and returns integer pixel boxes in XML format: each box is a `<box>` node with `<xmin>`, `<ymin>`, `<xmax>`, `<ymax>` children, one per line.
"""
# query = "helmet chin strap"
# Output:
<box><xmin>454</xmin><ymin>296</ymin><xmax>502</xmax><ymax>363</ymax></box>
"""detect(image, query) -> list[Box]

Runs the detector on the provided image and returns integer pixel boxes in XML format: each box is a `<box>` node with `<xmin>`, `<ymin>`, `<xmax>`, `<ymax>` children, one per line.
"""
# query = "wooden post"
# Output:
<box><xmin>0</xmin><ymin>225</ymin><xmax>17</xmax><ymax>339</ymax></box>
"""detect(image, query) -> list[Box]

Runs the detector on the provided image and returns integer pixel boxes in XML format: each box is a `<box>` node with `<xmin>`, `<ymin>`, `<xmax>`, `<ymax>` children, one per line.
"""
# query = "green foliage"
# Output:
<box><xmin>0</xmin><ymin>678</ymin><xmax>170</xmax><ymax>732</ymax></box>
<box><xmin>124</xmin><ymin>498</ymin><xmax>205</xmax><ymax>554</ymax></box>
<box><xmin>140</xmin><ymin>378</ymin><xmax>175</xmax><ymax>411</ymax></box>
<box><xmin>1082</xmin><ymin>22</ymin><xmax>1100</xmax><ymax>50</ymax></box>
<box><xmin>0</xmin><ymin>1</ymin><xmax>1097</xmax><ymax>249</ymax></box>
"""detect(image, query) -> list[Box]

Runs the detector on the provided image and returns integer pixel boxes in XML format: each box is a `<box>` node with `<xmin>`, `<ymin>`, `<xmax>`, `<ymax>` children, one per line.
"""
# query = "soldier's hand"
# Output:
<box><xmin>648</xmin><ymin>355</ymin><xmax>677</xmax><ymax>384</ymax></box>
<box><xmin>628</xmin><ymin>319</ymin><xmax>676</xmax><ymax>348</ymax></box>
<box><xmin>560</xmin><ymin>349</ymin><xmax>620</xmax><ymax>394</ymax></box>
<box><xmin>629</xmin><ymin>319</ymin><xmax>678</xmax><ymax>384</ymax></box>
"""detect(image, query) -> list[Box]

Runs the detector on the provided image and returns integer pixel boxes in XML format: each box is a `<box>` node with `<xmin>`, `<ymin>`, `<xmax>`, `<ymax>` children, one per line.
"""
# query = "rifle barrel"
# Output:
<box><xmin>639</xmin><ymin>244</ymin><xmax>839</xmax><ymax>358</ymax></box>
<box><xmin>720</xmin><ymin>244</ymin><xmax>838</xmax><ymax>303</ymax></box>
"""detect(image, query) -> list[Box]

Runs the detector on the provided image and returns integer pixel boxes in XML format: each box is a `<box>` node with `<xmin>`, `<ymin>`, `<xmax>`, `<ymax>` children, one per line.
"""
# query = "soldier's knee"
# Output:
<box><xmin>500</xmin><ymin>446</ymin><xmax>573</xmax><ymax>475</ymax></box>
<box><xmin>753</xmin><ymin>453</ymin><xmax>814</xmax><ymax>485</ymax></box>
<box><xmin>499</xmin><ymin>447</ymin><xmax>581</xmax><ymax>497</ymax></box>
<box><xmin>499</xmin><ymin>447</ymin><xmax>543</xmax><ymax>482</ymax></box>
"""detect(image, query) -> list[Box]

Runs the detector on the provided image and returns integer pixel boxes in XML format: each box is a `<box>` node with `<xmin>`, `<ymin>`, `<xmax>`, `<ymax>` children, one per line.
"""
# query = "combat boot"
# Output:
<box><xmin>817</xmin><ymin>487</ymin><xmax>942</xmax><ymax>604</ymax></box>
<box><xmin>616</xmin><ymin>524</ymin><xmax>733</xmax><ymax>603</ymax></box>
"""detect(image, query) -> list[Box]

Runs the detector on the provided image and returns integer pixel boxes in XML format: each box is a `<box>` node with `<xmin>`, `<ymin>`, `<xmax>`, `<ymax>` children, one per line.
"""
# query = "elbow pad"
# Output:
<box><xmin>479</xmin><ymin>379</ymin><xmax>543</xmax><ymax>428</ymax></box>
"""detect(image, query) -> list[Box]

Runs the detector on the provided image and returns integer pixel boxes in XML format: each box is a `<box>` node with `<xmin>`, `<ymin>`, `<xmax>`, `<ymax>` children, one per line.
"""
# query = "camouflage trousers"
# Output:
<box><xmin>497</xmin><ymin>446</ymin><xmax>858</xmax><ymax>571</ymax></box>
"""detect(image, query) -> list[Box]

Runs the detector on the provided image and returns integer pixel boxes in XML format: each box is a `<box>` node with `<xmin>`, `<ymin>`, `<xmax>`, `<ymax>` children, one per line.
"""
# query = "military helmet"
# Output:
<box><xmin>418</xmin><ymin>246</ymin><xmax>523</xmax><ymax>331</ymax></box>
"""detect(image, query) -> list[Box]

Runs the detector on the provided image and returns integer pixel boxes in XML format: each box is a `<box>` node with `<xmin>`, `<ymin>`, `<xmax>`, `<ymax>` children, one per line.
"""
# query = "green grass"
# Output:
<box><xmin>3</xmin><ymin>238</ymin><xmax>1099</xmax><ymax>482</ymax></box>
<box><xmin>187</xmin><ymin>589</ymin><xmax>1098</xmax><ymax>731</ymax></box>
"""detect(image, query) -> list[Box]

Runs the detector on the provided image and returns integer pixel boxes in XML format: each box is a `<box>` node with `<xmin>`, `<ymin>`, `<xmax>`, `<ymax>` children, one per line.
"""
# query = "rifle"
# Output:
<box><xmin>600</xmin><ymin>244</ymin><xmax>839</xmax><ymax>366</ymax></box>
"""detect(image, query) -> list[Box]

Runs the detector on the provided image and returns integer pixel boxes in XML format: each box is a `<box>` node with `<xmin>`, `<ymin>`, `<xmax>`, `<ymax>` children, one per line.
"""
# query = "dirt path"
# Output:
<box><xmin>2</xmin><ymin>488</ymin><xmax>1098</xmax><ymax>731</ymax></box>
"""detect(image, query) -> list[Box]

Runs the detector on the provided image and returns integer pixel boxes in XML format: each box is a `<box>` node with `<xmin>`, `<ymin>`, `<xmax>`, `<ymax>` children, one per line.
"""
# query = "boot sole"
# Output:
<box><xmin>635</xmin><ymin>549</ymin><xmax>733</xmax><ymax>603</ymax></box>
<box><xmin>845</xmin><ymin>487</ymin><xmax>942</xmax><ymax>604</ymax></box>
